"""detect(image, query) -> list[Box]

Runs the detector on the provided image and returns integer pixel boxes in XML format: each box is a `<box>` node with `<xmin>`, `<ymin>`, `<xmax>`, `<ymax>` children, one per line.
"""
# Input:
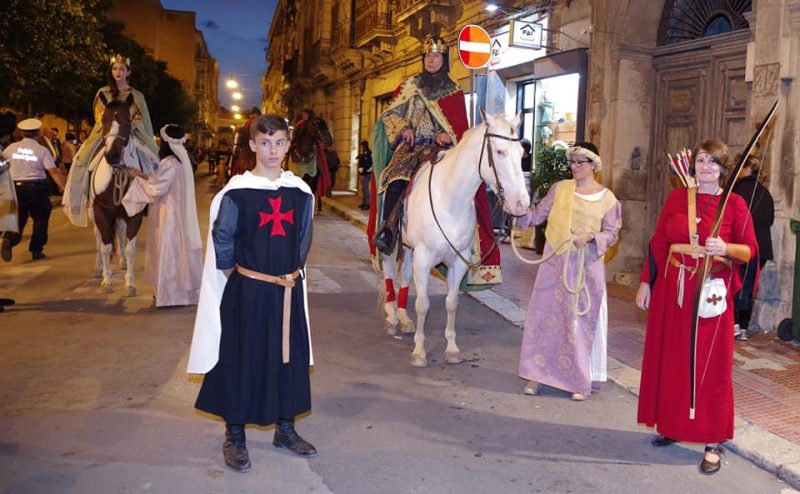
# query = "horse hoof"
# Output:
<box><xmin>445</xmin><ymin>352</ymin><xmax>463</xmax><ymax>364</ymax></box>
<box><xmin>384</xmin><ymin>321</ymin><xmax>398</xmax><ymax>336</ymax></box>
<box><xmin>101</xmin><ymin>285</ymin><xmax>113</xmax><ymax>294</ymax></box>
<box><xmin>399</xmin><ymin>320</ymin><xmax>415</xmax><ymax>334</ymax></box>
<box><xmin>125</xmin><ymin>286</ymin><xmax>136</xmax><ymax>297</ymax></box>
<box><xmin>92</xmin><ymin>270</ymin><xmax>102</xmax><ymax>279</ymax></box>
<box><xmin>410</xmin><ymin>355</ymin><xmax>428</xmax><ymax>367</ymax></box>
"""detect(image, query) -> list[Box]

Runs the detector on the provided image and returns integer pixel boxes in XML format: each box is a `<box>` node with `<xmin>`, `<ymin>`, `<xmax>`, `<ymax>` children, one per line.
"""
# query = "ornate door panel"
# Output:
<box><xmin>647</xmin><ymin>33</ymin><xmax>748</xmax><ymax>235</ymax></box>
<box><xmin>647</xmin><ymin>62</ymin><xmax>707</xmax><ymax>229</ymax></box>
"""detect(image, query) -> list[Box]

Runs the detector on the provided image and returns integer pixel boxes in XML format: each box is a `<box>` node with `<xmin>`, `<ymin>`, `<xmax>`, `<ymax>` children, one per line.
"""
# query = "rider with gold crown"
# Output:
<box><xmin>368</xmin><ymin>35</ymin><xmax>502</xmax><ymax>288</ymax></box>
<box><xmin>63</xmin><ymin>54</ymin><xmax>159</xmax><ymax>227</ymax></box>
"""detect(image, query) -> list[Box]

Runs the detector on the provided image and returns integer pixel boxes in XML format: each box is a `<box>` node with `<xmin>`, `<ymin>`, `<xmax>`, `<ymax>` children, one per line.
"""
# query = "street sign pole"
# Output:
<box><xmin>458</xmin><ymin>24</ymin><xmax>491</xmax><ymax>127</ymax></box>
<box><xmin>470</xmin><ymin>69</ymin><xmax>475</xmax><ymax>126</ymax></box>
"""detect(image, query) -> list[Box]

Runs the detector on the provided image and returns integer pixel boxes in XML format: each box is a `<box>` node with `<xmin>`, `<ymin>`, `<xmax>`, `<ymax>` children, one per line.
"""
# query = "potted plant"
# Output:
<box><xmin>529</xmin><ymin>144</ymin><xmax>572</xmax><ymax>254</ymax></box>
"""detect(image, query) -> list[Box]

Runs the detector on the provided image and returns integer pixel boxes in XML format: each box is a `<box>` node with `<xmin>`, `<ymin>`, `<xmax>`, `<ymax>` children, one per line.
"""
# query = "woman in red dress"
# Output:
<box><xmin>635</xmin><ymin>139</ymin><xmax>758</xmax><ymax>475</ymax></box>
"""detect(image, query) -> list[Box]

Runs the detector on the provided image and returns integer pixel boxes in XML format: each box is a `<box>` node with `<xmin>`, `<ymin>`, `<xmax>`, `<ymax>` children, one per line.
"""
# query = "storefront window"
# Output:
<box><xmin>518</xmin><ymin>72</ymin><xmax>580</xmax><ymax>161</ymax></box>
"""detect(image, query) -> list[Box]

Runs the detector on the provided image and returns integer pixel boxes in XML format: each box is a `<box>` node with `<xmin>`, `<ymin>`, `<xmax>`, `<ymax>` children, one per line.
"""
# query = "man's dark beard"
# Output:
<box><xmin>415</xmin><ymin>69</ymin><xmax>457</xmax><ymax>100</ymax></box>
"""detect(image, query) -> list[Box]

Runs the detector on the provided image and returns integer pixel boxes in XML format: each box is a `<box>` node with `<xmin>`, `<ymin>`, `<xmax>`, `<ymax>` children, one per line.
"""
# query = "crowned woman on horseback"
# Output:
<box><xmin>63</xmin><ymin>54</ymin><xmax>159</xmax><ymax>227</ymax></box>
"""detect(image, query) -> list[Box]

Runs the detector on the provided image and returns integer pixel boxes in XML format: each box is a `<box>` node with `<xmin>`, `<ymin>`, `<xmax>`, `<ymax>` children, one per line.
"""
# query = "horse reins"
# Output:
<box><xmin>427</xmin><ymin>126</ymin><xmax>522</xmax><ymax>269</ymax></box>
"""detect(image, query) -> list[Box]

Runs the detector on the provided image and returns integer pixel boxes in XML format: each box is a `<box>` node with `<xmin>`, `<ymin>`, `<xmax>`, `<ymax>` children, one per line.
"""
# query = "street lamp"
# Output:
<box><xmin>231</xmin><ymin>105</ymin><xmax>240</xmax><ymax>112</ymax></box>
<box><xmin>232</xmin><ymin>92</ymin><xmax>242</xmax><ymax>101</ymax></box>
<box><xmin>226</xmin><ymin>78</ymin><xmax>239</xmax><ymax>89</ymax></box>
<box><xmin>234</xmin><ymin>113</ymin><xmax>242</xmax><ymax>120</ymax></box>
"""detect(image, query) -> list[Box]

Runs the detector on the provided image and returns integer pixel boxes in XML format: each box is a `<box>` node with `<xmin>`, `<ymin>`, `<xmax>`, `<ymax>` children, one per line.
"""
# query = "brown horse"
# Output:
<box><xmin>90</xmin><ymin>93</ymin><xmax>147</xmax><ymax>295</ymax></box>
<box><xmin>288</xmin><ymin>111</ymin><xmax>332</xmax><ymax>200</ymax></box>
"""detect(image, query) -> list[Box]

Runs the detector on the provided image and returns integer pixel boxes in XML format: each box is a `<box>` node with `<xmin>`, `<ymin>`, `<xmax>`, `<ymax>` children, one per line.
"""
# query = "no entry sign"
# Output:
<box><xmin>458</xmin><ymin>24</ymin><xmax>491</xmax><ymax>69</ymax></box>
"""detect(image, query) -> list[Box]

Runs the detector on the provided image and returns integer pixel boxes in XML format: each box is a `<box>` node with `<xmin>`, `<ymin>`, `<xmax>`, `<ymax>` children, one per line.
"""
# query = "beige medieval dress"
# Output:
<box><xmin>122</xmin><ymin>155</ymin><xmax>202</xmax><ymax>307</ymax></box>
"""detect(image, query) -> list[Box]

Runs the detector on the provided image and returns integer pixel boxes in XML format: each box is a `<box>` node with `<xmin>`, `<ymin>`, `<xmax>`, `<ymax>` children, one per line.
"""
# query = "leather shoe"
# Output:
<box><xmin>32</xmin><ymin>251</ymin><xmax>46</xmax><ymax>260</ymax></box>
<box><xmin>223</xmin><ymin>423</ymin><xmax>251</xmax><ymax>472</ymax></box>
<box><xmin>1</xmin><ymin>237</ymin><xmax>11</xmax><ymax>262</ymax></box>
<box><xmin>0</xmin><ymin>298</ymin><xmax>14</xmax><ymax>306</ymax></box>
<box><xmin>273</xmin><ymin>418</ymin><xmax>317</xmax><ymax>457</ymax></box>
<box><xmin>651</xmin><ymin>435</ymin><xmax>677</xmax><ymax>447</ymax></box>
<box><xmin>699</xmin><ymin>444</ymin><xmax>724</xmax><ymax>475</ymax></box>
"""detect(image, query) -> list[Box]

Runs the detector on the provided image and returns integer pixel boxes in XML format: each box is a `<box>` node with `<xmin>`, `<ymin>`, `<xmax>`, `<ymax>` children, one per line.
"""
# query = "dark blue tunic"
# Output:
<box><xmin>195</xmin><ymin>186</ymin><xmax>314</xmax><ymax>426</ymax></box>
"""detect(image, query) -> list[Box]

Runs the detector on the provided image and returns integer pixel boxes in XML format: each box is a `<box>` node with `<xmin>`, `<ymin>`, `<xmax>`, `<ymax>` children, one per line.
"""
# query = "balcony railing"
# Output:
<box><xmin>355</xmin><ymin>11</ymin><xmax>393</xmax><ymax>47</ymax></box>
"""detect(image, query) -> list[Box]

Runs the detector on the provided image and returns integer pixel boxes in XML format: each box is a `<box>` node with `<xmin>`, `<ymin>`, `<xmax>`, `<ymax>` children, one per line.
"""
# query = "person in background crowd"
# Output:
<box><xmin>122</xmin><ymin>124</ymin><xmax>202</xmax><ymax>307</ymax></box>
<box><xmin>324</xmin><ymin>143</ymin><xmax>340</xmax><ymax>195</ymax></box>
<box><xmin>62</xmin><ymin>132</ymin><xmax>77</xmax><ymax>173</ymax></box>
<box><xmin>189</xmin><ymin>114</ymin><xmax>317</xmax><ymax>472</ymax></box>
<box><xmin>356</xmin><ymin>140</ymin><xmax>372</xmax><ymax>210</ymax></box>
<box><xmin>731</xmin><ymin>155</ymin><xmax>774</xmax><ymax>340</ymax></box>
<box><xmin>635</xmin><ymin>139</ymin><xmax>758</xmax><ymax>475</ymax></box>
<box><xmin>1</xmin><ymin>118</ymin><xmax>66</xmax><ymax>262</ymax></box>
<box><xmin>520</xmin><ymin>138</ymin><xmax>532</xmax><ymax>200</ymax></box>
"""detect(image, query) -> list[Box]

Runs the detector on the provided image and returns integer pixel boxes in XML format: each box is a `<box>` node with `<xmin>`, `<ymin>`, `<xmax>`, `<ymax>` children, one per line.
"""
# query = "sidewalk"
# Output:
<box><xmin>322</xmin><ymin>190</ymin><xmax>800</xmax><ymax>489</ymax></box>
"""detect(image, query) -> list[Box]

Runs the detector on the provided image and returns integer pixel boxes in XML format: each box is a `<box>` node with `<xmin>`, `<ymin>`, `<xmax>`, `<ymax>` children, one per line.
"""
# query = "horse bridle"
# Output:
<box><xmin>94</xmin><ymin>114</ymin><xmax>135</xmax><ymax>205</ymax></box>
<box><xmin>427</xmin><ymin>125</ymin><xmax>522</xmax><ymax>269</ymax></box>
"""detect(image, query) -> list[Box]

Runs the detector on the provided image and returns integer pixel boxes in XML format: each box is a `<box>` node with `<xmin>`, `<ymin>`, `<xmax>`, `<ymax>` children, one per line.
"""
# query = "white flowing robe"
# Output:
<box><xmin>122</xmin><ymin>156</ymin><xmax>202</xmax><ymax>307</ymax></box>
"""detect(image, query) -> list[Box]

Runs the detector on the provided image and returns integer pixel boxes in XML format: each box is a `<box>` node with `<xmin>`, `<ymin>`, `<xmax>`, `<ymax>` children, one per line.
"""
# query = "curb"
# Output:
<box><xmin>321</xmin><ymin>195</ymin><xmax>800</xmax><ymax>490</ymax></box>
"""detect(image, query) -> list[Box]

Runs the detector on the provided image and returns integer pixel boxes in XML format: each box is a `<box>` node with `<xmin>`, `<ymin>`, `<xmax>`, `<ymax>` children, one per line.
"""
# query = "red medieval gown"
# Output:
<box><xmin>637</xmin><ymin>188</ymin><xmax>758</xmax><ymax>443</ymax></box>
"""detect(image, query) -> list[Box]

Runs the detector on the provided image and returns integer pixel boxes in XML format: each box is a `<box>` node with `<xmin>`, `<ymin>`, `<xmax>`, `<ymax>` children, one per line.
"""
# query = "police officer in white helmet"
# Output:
<box><xmin>1</xmin><ymin>118</ymin><xmax>66</xmax><ymax>261</ymax></box>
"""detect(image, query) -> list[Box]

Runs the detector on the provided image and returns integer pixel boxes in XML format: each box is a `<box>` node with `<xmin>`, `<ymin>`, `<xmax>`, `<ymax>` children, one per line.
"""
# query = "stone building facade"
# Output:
<box><xmin>109</xmin><ymin>0</ymin><xmax>219</xmax><ymax>143</ymax></box>
<box><xmin>263</xmin><ymin>0</ymin><xmax>799</xmax><ymax>333</ymax></box>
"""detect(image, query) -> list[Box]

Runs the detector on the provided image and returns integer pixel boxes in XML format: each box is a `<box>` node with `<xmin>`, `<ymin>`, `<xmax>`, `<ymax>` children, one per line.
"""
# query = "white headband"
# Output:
<box><xmin>568</xmin><ymin>146</ymin><xmax>603</xmax><ymax>171</ymax></box>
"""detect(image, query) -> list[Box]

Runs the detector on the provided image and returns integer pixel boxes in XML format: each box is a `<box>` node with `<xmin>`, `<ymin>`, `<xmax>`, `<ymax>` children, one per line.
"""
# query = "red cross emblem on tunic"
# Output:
<box><xmin>706</xmin><ymin>293</ymin><xmax>723</xmax><ymax>306</ymax></box>
<box><xmin>259</xmin><ymin>196</ymin><xmax>294</xmax><ymax>236</ymax></box>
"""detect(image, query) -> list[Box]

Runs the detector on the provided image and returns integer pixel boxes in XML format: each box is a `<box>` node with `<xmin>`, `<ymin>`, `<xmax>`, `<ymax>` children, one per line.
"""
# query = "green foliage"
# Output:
<box><xmin>531</xmin><ymin>145</ymin><xmax>572</xmax><ymax>201</ymax></box>
<box><xmin>0</xmin><ymin>0</ymin><xmax>109</xmax><ymax>118</ymax></box>
<box><xmin>0</xmin><ymin>4</ymin><xmax>197</xmax><ymax>129</ymax></box>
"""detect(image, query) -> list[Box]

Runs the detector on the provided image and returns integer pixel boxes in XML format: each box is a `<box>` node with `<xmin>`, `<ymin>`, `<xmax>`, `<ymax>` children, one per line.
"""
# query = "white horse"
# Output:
<box><xmin>379</xmin><ymin>111</ymin><xmax>530</xmax><ymax>367</ymax></box>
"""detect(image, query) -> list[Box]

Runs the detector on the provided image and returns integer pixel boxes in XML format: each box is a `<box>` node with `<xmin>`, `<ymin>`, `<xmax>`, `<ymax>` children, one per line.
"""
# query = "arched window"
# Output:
<box><xmin>658</xmin><ymin>0</ymin><xmax>751</xmax><ymax>46</ymax></box>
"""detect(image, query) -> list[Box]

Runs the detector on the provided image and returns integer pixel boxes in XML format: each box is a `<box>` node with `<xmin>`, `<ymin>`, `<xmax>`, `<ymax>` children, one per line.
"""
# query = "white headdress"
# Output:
<box><xmin>160</xmin><ymin>124</ymin><xmax>202</xmax><ymax>250</ymax></box>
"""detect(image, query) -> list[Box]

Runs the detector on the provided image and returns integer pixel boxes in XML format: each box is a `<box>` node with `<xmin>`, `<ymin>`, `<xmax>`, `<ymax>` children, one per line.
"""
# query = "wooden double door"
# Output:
<box><xmin>646</xmin><ymin>31</ymin><xmax>750</xmax><ymax>231</ymax></box>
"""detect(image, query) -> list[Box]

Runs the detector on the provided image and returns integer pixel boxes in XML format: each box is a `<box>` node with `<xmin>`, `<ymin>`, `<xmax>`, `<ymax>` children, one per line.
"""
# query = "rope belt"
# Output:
<box><xmin>235</xmin><ymin>264</ymin><xmax>301</xmax><ymax>364</ymax></box>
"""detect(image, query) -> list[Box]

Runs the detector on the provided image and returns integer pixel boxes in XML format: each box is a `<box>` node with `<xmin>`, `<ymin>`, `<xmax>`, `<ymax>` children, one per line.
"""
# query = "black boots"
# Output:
<box><xmin>223</xmin><ymin>423</ymin><xmax>251</xmax><ymax>472</ymax></box>
<box><xmin>273</xmin><ymin>418</ymin><xmax>317</xmax><ymax>457</ymax></box>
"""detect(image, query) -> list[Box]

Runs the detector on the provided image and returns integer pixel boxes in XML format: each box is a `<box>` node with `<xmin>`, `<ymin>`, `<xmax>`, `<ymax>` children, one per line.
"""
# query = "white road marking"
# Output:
<box><xmin>306</xmin><ymin>267</ymin><xmax>341</xmax><ymax>293</ymax></box>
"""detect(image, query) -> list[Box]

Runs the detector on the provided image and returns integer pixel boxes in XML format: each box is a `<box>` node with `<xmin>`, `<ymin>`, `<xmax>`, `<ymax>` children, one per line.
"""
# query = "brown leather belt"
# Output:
<box><xmin>236</xmin><ymin>264</ymin><xmax>301</xmax><ymax>364</ymax></box>
<box><xmin>668</xmin><ymin>243</ymin><xmax>731</xmax><ymax>275</ymax></box>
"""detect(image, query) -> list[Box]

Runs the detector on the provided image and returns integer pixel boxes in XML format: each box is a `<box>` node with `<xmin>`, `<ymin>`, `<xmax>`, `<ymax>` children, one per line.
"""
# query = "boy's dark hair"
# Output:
<box><xmin>159</xmin><ymin>124</ymin><xmax>186</xmax><ymax>160</ymax></box>
<box><xmin>251</xmin><ymin>114</ymin><xmax>289</xmax><ymax>140</ymax></box>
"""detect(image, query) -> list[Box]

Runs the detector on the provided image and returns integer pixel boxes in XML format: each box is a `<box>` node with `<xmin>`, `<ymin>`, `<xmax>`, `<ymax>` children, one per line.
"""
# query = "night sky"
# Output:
<box><xmin>160</xmin><ymin>0</ymin><xmax>278</xmax><ymax>111</ymax></box>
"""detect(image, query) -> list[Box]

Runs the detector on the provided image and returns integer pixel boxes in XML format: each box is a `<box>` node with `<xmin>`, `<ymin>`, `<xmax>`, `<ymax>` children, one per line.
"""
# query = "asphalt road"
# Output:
<box><xmin>0</xmin><ymin>175</ymin><xmax>794</xmax><ymax>494</ymax></box>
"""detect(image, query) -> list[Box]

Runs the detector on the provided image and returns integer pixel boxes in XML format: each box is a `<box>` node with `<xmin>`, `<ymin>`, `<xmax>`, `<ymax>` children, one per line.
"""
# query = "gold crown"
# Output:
<box><xmin>424</xmin><ymin>37</ymin><xmax>448</xmax><ymax>54</ymax></box>
<box><xmin>109</xmin><ymin>54</ymin><xmax>130</xmax><ymax>66</ymax></box>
